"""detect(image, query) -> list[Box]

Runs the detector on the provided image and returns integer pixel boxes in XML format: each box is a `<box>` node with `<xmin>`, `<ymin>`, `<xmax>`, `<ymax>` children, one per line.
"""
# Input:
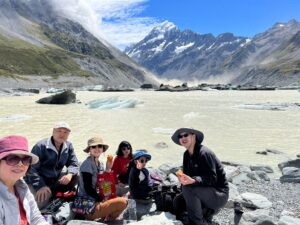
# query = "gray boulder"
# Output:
<box><xmin>278</xmin><ymin>159</ymin><xmax>300</xmax><ymax>171</ymax></box>
<box><xmin>36</xmin><ymin>90</ymin><xmax>76</xmax><ymax>104</ymax></box>
<box><xmin>238</xmin><ymin>192</ymin><xmax>272</xmax><ymax>209</ymax></box>
<box><xmin>278</xmin><ymin>215</ymin><xmax>300</xmax><ymax>225</ymax></box>
<box><xmin>279</xmin><ymin>167</ymin><xmax>300</xmax><ymax>183</ymax></box>
<box><xmin>233</xmin><ymin>209</ymin><xmax>275</xmax><ymax>225</ymax></box>
<box><xmin>250</xmin><ymin>165</ymin><xmax>274</xmax><ymax>173</ymax></box>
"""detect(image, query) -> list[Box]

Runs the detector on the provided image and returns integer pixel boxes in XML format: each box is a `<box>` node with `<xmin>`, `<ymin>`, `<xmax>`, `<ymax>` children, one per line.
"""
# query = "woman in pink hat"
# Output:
<box><xmin>0</xmin><ymin>135</ymin><xmax>48</xmax><ymax>225</ymax></box>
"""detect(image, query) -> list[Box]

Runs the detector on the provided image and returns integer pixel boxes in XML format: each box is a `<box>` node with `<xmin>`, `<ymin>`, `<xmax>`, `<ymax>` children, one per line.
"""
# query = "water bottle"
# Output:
<box><xmin>123</xmin><ymin>199</ymin><xmax>137</xmax><ymax>224</ymax></box>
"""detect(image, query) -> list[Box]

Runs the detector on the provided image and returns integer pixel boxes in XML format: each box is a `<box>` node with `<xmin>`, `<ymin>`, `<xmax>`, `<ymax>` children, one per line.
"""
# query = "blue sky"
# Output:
<box><xmin>139</xmin><ymin>0</ymin><xmax>300</xmax><ymax>37</ymax></box>
<box><xmin>56</xmin><ymin>0</ymin><xmax>300</xmax><ymax>49</ymax></box>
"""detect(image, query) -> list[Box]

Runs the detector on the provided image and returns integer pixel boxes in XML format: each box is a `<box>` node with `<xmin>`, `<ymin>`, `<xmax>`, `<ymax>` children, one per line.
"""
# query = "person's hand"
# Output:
<box><xmin>59</xmin><ymin>174</ymin><xmax>73</xmax><ymax>185</ymax></box>
<box><xmin>106</xmin><ymin>160</ymin><xmax>113</xmax><ymax>172</ymax></box>
<box><xmin>36</xmin><ymin>186</ymin><xmax>51</xmax><ymax>202</ymax></box>
<box><xmin>118</xmin><ymin>182</ymin><xmax>126</xmax><ymax>187</ymax></box>
<box><xmin>179</xmin><ymin>174</ymin><xmax>195</xmax><ymax>186</ymax></box>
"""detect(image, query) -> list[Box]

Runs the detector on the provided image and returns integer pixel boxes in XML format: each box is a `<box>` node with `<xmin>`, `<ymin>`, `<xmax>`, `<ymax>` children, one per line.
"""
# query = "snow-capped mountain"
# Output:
<box><xmin>125</xmin><ymin>20</ymin><xmax>300</xmax><ymax>86</ymax></box>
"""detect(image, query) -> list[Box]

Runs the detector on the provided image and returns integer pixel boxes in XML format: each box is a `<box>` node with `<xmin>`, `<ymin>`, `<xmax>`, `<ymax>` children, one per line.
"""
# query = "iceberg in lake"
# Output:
<box><xmin>0</xmin><ymin>114</ymin><xmax>32</xmax><ymax>122</ymax></box>
<box><xmin>183</xmin><ymin>112</ymin><xmax>200</xmax><ymax>121</ymax></box>
<box><xmin>87</xmin><ymin>96</ymin><xmax>142</xmax><ymax>110</ymax></box>
<box><xmin>235</xmin><ymin>102</ymin><xmax>300</xmax><ymax>111</ymax></box>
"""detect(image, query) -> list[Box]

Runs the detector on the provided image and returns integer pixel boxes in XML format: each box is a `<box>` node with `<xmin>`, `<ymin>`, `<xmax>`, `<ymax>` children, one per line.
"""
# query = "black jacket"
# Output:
<box><xmin>183</xmin><ymin>143</ymin><xmax>229</xmax><ymax>193</ymax></box>
<box><xmin>129</xmin><ymin>166</ymin><xmax>152</xmax><ymax>199</ymax></box>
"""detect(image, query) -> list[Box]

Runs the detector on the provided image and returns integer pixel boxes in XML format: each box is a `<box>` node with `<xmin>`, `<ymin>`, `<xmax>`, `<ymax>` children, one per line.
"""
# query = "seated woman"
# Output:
<box><xmin>111</xmin><ymin>141</ymin><xmax>133</xmax><ymax>196</ymax></box>
<box><xmin>78</xmin><ymin>136</ymin><xmax>127</xmax><ymax>222</ymax></box>
<box><xmin>0</xmin><ymin>135</ymin><xmax>48</xmax><ymax>225</ymax></box>
<box><xmin>128</xmin><ymin>150</ymin><xmax>152</xmax><ymax>200</ymax></box>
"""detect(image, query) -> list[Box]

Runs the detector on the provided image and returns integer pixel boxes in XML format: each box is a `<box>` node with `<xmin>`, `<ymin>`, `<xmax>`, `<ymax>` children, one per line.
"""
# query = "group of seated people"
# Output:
<box><xmin>0</xmin><ymin>122</ymin><xmax>229</xmax><ymax>225</ymax></box>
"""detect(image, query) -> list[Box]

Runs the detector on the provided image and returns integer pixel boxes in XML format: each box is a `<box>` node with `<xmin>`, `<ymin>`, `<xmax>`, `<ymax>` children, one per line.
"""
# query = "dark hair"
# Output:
<box><xmin>116</xmin><ymin>141</ymin><xmax>133</xmax><ymax>157</ymax></box>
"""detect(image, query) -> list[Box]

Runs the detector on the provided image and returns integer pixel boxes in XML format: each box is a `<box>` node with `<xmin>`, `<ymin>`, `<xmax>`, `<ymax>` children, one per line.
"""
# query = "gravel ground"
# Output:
<box><xmin>214</xmin><ymin>179</ymin><xmax>300</xmax><ymax>225</ymax></box>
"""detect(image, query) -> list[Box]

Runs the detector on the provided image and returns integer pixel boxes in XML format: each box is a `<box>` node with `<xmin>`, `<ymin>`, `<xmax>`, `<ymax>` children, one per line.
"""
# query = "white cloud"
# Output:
<box><xmin>51</xmin><ymin>0</ymin><xmax>161</xmax><ymax>49</ymax></box>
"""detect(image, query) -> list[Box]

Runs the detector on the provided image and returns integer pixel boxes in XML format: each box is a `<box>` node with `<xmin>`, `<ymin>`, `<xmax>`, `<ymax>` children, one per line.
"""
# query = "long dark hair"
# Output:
<box><xmin>116</xmin><ymin>141</ymin><xmax>133</xmax><ymax>158</ymax></box>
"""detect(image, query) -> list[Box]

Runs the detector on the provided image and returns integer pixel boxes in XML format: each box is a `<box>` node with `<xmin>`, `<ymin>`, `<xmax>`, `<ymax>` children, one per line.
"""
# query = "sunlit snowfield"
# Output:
<box><xmin>1</xmin><ymin>90</ymin><xmax>299</xmax><ymax>174</ymax></box>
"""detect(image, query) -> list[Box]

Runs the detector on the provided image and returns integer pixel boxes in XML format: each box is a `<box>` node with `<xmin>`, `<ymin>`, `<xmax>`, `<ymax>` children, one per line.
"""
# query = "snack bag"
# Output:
<box><xmin>97</xmin><ymin>172</ymin><xmax>117</xmax><ymax>201</ymax></box>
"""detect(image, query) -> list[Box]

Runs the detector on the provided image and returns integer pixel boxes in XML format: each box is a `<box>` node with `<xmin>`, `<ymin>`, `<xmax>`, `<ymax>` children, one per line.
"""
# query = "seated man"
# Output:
<box><xmin>25</xmin><ymin>122</ymin><xmax>79</xmax><ymax>209</ymax></box>
<box><xmin>171</xmin><ymin>128</ymin><xmax>229</xmax><ymax>225</ymax></box>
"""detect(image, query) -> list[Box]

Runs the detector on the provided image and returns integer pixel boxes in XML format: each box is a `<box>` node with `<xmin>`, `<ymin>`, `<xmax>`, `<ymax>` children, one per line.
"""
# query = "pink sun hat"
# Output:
<box><xmin>0</xmin><ymin>135</ymin><xmax>39</xmax><ymax>164</ymax></box>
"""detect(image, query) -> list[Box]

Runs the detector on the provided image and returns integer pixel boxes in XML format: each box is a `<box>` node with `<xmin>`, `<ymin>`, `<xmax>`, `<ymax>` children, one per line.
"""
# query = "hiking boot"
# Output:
<box><xmin>204</xmin><ymin>208</ymin><xmax>220</xmax><ymax>223</ymax></box>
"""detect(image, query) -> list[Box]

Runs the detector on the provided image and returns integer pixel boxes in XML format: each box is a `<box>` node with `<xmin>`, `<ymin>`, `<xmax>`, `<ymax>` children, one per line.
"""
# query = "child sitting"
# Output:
<box><xmin>128</xmin><ymin>150</ymin><xmax>152</xmax><ymax>200</ymax></box>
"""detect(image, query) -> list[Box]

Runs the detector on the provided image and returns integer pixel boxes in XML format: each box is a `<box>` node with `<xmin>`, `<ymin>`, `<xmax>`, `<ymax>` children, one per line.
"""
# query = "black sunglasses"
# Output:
<box><xmin>139</xmin><ymin>159</ymin><xmax>148</xmax><ymax>163</ymax></box>
<box><xmin>2</xmin><ymin>155</ymin><xmax>32</xmax><ymax>166</ymax></box>
<box><xmin>91</xmin><ymin>144</ymin><xmax>103</xmax><ymax>149</ymax></box>
<box><xmin>178</xmin><ymin>133</ymin><xmax>190</xmax><ymax>139</ymax></box>
<box><xmin>122</xmin><ymin>147</ymin><xmax>130</xmax><ymax>151</ymax></box>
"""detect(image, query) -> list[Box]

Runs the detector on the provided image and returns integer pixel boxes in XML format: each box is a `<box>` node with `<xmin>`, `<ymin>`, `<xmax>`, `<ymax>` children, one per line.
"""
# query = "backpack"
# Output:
<box><xmin>153</xmin><ymin>185</ymin><xmax>181</xmax><ymax>214</ymax></box>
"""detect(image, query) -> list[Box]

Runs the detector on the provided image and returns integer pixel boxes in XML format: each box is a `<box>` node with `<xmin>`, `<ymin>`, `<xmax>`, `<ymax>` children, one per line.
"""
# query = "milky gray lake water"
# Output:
<box><xmin>1</xmin><ymin>90</ymin><xmax>299</xmax><ymax>174</ymax></box>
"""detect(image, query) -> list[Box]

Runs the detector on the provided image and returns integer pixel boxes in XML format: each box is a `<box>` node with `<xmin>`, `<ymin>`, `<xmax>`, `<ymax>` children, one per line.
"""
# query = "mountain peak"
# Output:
<box><xmin>152</xmin><ymin>21</ymin><xmax>177</xmax><ymax>33</ymax></box>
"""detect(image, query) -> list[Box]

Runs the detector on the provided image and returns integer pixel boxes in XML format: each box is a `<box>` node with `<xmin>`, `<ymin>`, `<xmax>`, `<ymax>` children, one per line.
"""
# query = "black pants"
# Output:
<box><xmin>182</xmin><ymin>185</ymin><xmax>228</xmax><ymax>225</ymax></box>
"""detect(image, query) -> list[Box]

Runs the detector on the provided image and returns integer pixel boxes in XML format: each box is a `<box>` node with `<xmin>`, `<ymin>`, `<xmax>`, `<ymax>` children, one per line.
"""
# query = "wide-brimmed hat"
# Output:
<box><xmin>54</xmin><ymin>121</ymin><xmax>71</xmax><ymax>132</ymax></box>
<box><xmin>0</xmin><ymin>135</ymin><xmax>39</xmax><ymax>164</ymax></box>
<box><xmin>84</xmin><ymin>136</ymin><xmax>109</xmax><ymax>153</ymax></box>
<box><xmin>171</xmin><ymin>128</ymin><xmax>204</xmax><ymax>145</ymax></box>
<box><xmin>133</xmin><ymin>149</ymin><xmax>151</xmax><ymax>161</ymax></box>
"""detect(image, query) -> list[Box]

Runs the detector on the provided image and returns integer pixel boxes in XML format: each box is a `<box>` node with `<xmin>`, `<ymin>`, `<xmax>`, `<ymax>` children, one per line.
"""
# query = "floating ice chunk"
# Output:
<box><xmin>235</xmin><ymin>103</ymin><xmax>300</xmax><ymax>111</ymax></box>
<box><xmin>183</xmin><ymin>112</ymin><xmax>200</xmax><ymax>121</ymax></box>
<box><xmin>152</xmin><ymin>127</ymin><xmax>175</xmax><ymax>135</ymax></box>
<box><xmin>0</xmin><ymin>114</ymin><xmax>32</xmax><ymax>122</ymax></box>
<box><xmin>87</xmin><ymin>96</ymin><xmax>142</xmax><ymax>110</ymax></box>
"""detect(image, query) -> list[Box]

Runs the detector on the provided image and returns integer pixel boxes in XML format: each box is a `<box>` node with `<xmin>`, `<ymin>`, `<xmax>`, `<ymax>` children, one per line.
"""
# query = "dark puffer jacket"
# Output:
<box><xmin>129</xmin><ymin>166</ymin><xmax>152</xmax><ymax>199</ymax></box>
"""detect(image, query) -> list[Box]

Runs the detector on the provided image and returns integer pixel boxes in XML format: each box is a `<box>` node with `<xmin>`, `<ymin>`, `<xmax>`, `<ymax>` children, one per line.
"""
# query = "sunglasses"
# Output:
<box><xmin>91</xmin><ymin>144</ymin><xmax>103</xmax><ymax>149</ymax></box>
<box><xmin>122</xmin><ymin>147</ymin><xmax>130</xmax><ymax>151</ymax></box>
<box><xmin>139</xmin><ymin>159</ymin><xmax>148</xmax><ymax>164</ymax></box>
<box><xmin>2</xmin><ymin>155</ymin><xmax>32</xmax><ymax>166</ymax></box>
<box><xmin>178</xmin><ymin>133</ymin><xmax>190</xmax><ymax>139</ymax></box>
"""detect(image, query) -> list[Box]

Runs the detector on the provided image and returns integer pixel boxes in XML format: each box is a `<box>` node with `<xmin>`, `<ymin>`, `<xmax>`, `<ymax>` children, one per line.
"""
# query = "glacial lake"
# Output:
<box><xmin>0</xmin><ymin>90</ymin><xmax>299</xmax><ymax>174</ymax></box>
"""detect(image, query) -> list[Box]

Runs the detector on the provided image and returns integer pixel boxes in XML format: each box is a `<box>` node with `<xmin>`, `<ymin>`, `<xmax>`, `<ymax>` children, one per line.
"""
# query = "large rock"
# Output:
<box><xmin>250</xmin><ymin>165</ymin><xmax>274</xmax><ymax>173</ymax></box>
<box><xmin>278</xmin><ymin>159</ymin><xmax>300</xmax><ymax>171</ymax></box>
<box><xmin>235</xmin><ymin>209</ymin><xmax>275</xmax><ymax>225</ymax></box>
<box><xmin>279</xmin><ymin>167</ymin><xmax>300</xmax><ymax>183</ymax></box>
<box><xmin>225</xmin><ymin>182</ymin><xmax>239</xmax><ymax>208</ymax></box>
<box><xmin>129</xmin><ymin>212</ymin><xmax>183</xmax><ymax>225</ymax></box>
<box><xmin>238</xmin><ymin>192</ymin><xmax>272</xmax><ymax>209</ymax></box>
<box><xmin>278</xmin><ymin>215</ymin><xmax>300</xmax><ymax>225</ymax></box>
<box><xmin>36</xmin><ymin>90</ymin><xmax>76</xmax><ymax>104</ymax></box>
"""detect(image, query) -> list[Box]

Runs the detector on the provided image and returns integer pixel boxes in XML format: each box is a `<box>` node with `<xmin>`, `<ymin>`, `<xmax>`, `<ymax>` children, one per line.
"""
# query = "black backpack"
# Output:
<box><xmin>153</xmin><ymin>185</ymin><xmax>182</xmax><ymax>214</ymax></box>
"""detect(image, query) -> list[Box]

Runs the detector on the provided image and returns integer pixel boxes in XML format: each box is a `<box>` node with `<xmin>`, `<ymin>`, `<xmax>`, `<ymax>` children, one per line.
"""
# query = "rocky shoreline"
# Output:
<box><xmin>64</xmin><ymin>157</ymin><xmax>300</xmax><ymax>225</ymax></box>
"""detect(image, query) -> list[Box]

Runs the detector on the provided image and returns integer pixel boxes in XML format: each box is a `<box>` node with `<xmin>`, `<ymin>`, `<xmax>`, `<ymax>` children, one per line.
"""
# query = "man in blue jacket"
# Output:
<box><xmin>25</xmin><ymin>122</ymin><xmax>79</xmax><ymax>209</ymax></box>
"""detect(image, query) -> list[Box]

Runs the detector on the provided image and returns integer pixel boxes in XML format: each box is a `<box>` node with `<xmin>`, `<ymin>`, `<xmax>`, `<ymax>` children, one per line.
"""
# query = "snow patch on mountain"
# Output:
<box><xmin>175</xmin><ymin>42</ymin><xmax>195</xmax><ymax>54</ymax></box>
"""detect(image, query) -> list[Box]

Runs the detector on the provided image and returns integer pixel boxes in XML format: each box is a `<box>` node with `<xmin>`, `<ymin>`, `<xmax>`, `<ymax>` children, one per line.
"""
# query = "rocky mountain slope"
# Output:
<box><xmin>125</xmin><ymin>20</ymin><xmax>300</xmax><ymax>86</ymax></box>
<box><xmin>0</xmin><ymin>0</ymin><xmax>158</xmax><ymax>88</ymax></box>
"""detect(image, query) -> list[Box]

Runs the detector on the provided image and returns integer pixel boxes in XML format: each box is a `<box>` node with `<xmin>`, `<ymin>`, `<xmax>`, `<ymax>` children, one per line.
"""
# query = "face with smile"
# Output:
<box><xmin>179</xmin><ymin>132</ymin><xmax>196</xmax><ymax>150</ymax></box>
<box><xmin>89</xmin><ymin>144</ymin><xmax>104</xmax><ymax>158</ymax></box>
<box><xmin>0</xmin><ymin>154</ymin><xmax>30</xmax><ymax>185</ymax></box>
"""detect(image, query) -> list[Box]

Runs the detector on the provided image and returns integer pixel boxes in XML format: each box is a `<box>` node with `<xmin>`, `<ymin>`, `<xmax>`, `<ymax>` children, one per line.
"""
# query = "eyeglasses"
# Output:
<box><xmin>178</xmin><ymin>133</ymin><xmax>190</xmax><ymax>139</ymax></box>
<box><xmin>122</xmin><ymin>147</ymin><xmax>130</xmax><ymax>151</ymax></box>
<box><xmin>2</xmin><ymin>155</ymin><xmax>32</xmax><ymax>166</ymax></box>
<box><xmin>139</xmin><ymin>159</ymin><xmax>148</xmax><ymax>163</ymax></box>
<box><xmin>91</xmin><ymin>144</ymin><xmax>103</xmax><ymax>149</ymax></box>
